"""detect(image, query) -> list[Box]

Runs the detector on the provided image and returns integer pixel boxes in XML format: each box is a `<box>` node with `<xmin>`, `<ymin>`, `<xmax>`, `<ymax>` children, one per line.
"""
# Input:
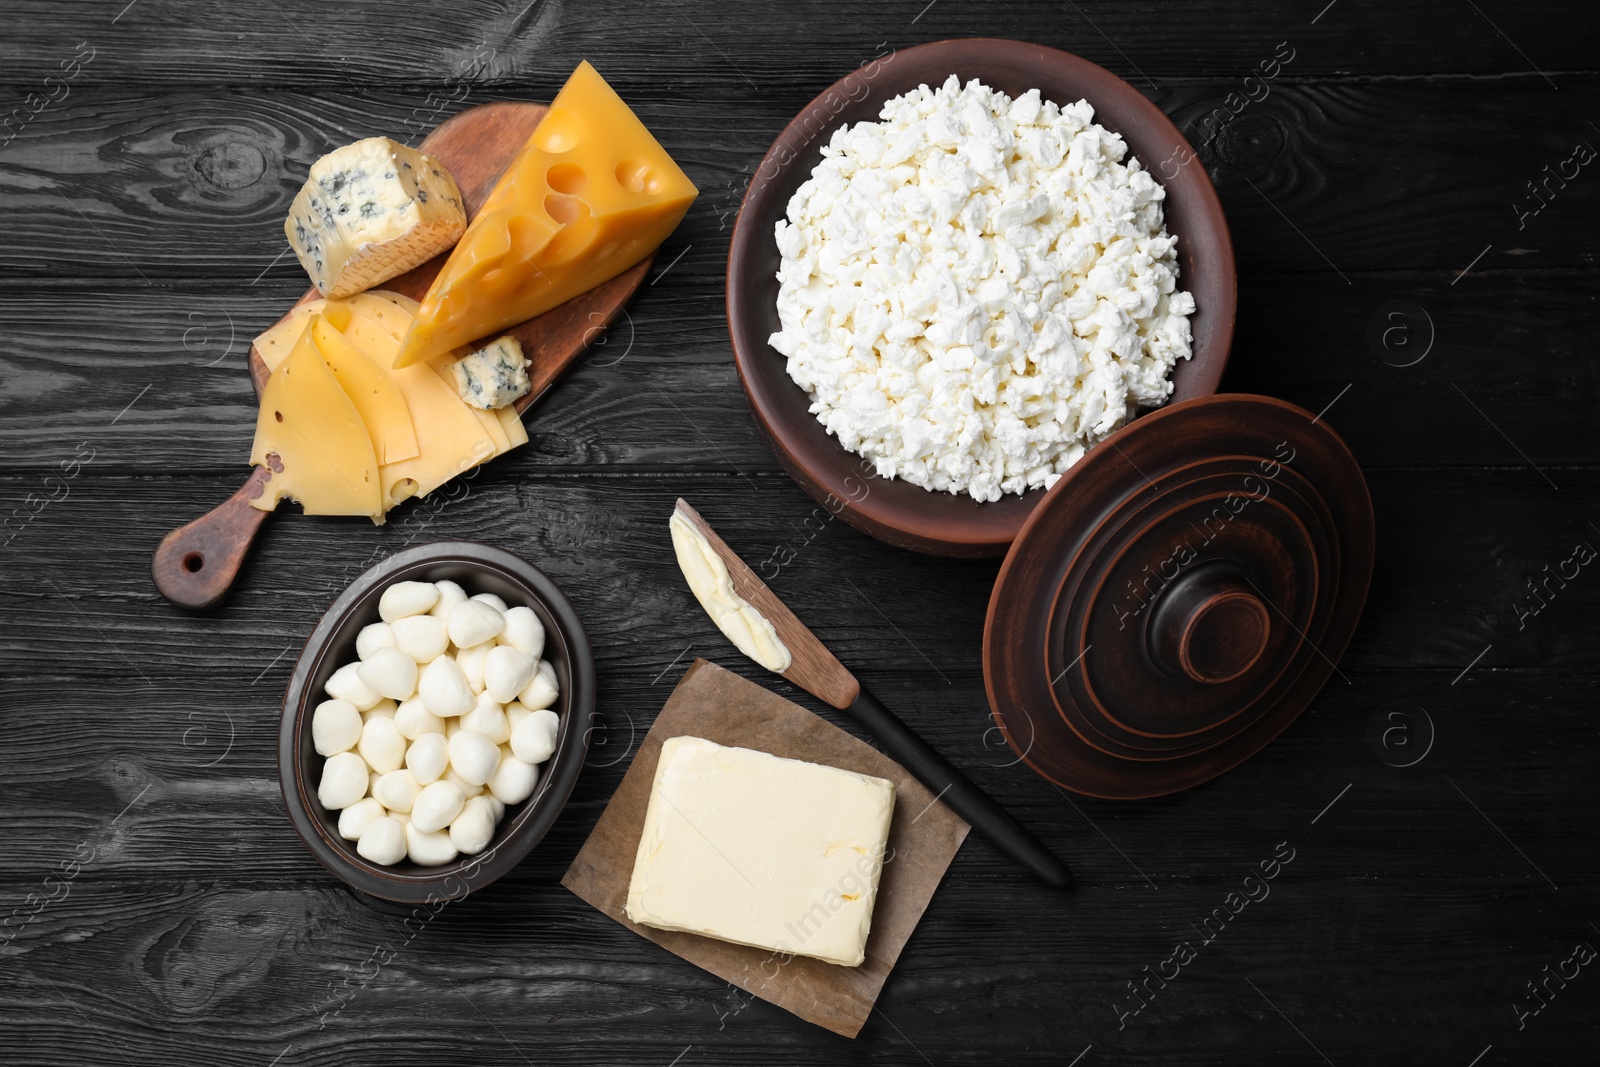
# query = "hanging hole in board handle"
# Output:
<box><xmin>152</xmin><ymin>465</ymin><xmax>276</xmax><ymax>610</ymax></box>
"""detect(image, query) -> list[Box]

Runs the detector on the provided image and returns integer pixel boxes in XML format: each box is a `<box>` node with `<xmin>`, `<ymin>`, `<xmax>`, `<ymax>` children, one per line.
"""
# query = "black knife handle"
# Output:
<box><xmin>845</xmin><ymin>687</ymin><xmax>1073</xmax><ymax>889</ymax></box>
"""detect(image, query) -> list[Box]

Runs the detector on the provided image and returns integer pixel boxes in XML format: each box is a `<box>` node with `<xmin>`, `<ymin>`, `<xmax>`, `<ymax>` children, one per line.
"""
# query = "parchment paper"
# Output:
<box><xmin>561</xmin><ymin>659</ymin><xmax>969</xmax><ymax>1037</ymax></box>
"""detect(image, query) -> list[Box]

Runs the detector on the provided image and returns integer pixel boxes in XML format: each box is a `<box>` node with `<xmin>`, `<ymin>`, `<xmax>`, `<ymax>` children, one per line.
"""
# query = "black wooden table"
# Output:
<box><xmin>2</xmin><ymin>1</ymin><xmax>1596</xmax><ymax>1063</ymax></box>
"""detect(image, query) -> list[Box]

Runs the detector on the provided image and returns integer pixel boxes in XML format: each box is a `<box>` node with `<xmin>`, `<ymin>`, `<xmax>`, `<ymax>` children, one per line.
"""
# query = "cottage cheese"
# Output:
<box><xmin>769</xmin><ymin>76</ymin><xmax>1196</xmax><ymax>502</ymax></box>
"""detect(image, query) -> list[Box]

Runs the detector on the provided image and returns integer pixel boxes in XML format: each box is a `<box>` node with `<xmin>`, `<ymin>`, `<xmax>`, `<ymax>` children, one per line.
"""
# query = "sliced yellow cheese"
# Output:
<box><xmin>339</xmin><ymin>314</ymin><xmax>501</xmax><ymax>509</ymax></box>
<box><xmin>310</xmin><ymin>316</ymin><xmax>419</xmax><ymax>463</ymax></box>
<box><xmin>249</xmin><ymin>322</ymin><xmax>383</xmax><ymax>520</ymax></box>
<box><xmin>429</xmin><ymin>359</ymin><xmax>510</xmax><ymax>454</ymax></box>
<box><xmin>394</xmin><ymin>60</ymin><xmax>698</xmax><ymax>367</ymax></box>
<box><xmin>254</xmin><ymin>291</ymin><xmax>417</xmax><ymax>372</ymax></box>
<box><xmin>495</xmin><ymin>405</ymin><xmax>529</xmax><ymax>449</ymax></box>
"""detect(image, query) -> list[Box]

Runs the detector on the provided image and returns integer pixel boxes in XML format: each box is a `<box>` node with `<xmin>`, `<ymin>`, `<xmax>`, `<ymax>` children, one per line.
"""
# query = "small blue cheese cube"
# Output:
<box><xmin>451</xmin><ymin>336</ymin><xmax>530</xmax><ymax>410</ymax></box>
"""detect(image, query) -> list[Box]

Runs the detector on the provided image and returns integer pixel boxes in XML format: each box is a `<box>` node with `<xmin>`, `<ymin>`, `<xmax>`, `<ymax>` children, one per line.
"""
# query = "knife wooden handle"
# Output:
<box><xmin>152</xmin><ymin>466</ymin><xmax>274</xmax><ymax>610</ymax></box>
<box><xmin>846</xmin><ymin>686</ymin><xmax>1073</xmax><ymax>889</ymax></box>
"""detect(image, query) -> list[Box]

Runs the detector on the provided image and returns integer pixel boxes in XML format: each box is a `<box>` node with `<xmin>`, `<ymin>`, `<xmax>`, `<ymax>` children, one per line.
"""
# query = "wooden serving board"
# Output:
<box><xmin>152</xmin><ymin>101</ymin><xmax>653</xmax><ymax>610</ymax></box>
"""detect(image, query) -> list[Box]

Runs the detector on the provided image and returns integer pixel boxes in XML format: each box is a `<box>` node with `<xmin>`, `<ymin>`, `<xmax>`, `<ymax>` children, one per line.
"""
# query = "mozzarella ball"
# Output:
<box><xmin>519</xmin><ymin>659</ymin><xmax>559</xmax><ymax>711</ymax></box>
<box><xmin>362</xmin><ymin>698</ymin><xmax>397</xmax><ymax>720</ymax></box>
<box><xmin>411</xmin><ymin>780</ymin><xmax>467</xmax><ymax>833</ymax></box>
<box><xmin>448</xmin><ymin>729</ymin><xmax>501</xmax><ymax>786</ymax></box>
<box><xmin>405</xmin><ymin>822</ymin><xmax>459</xmax><ymax>867</ymax></box>
<box><xmin>394</xmin><ymin>697</ymin><xmax>445</xmax><ymax>740</ymax></box>
<box><xmin>428</xmin><ymin>579</ymin><xmax>469</xmax><ymax>619</ymax></box>
<box><xmin>379</xmin><ymin>580</ymin><xmax>439</xmax><ymax>622</ymax></box>
<box><xmin>419</xmin><ymin>655</ymin><xmax>475</xmax><ymax>716</ymax></box>
<box><xmin>450</xmin><ymin>796</ymin><xmax>498</xmax><ymax>855</ymax></box>
<box><xmin>356</xmin><ymin>647</ymin><xmax>418</xmax><ymax>701</ymax></box>
<box><xmin>488</xmin><ymin>753</ymin><xmax>539</xmax><ymax>805</ymax></box>
<box><xmin>448</xmin><ymin>599</ymin><xmax>505</xmax><ymax>649</ymax></box>
<box><xmin>470</xmin><ymin>592</ymin><xmax>508</xmax><ymax>613</ymax></box>
<box><xmin>510</xmin><ymin>708</ymin><xmax>560</xmax><ymax>764</ymax></box>
<box><xmin>504</xmin><ymin>701</ymin><xmax>533</xmax><ymax>730</ymax></box>
<box><xmin>325</xmin><ymin>662</ymin><xmax>381</xmax><ymax>710</ymax></box>
<box><xmin>461</xmin><ymin>692</ymin><xmax>510</xmax><ymax>745</ymax></box>
<box><xmin>358</xmin><ymin>715</ymin><xmax>406</xmax><ymax>774</ymax></box>
<box><xmin>373</xmin><ymin>769</ymin><xmax>422</xmax><ymax>813</ymax></box>
<box><xmin>312</xmin><ymin>698</ymin><xmax>362</xmax><ymax>756</ymax></box>
<box><xmin>318</xmin><ymin>752</ymin><xmax>369</xmax><ymax>810</ymax></box>
<box><xmin>485</xmin><ymin>646</ymin><xmax>536</xmax><ymax>703</ymax></box>
<box><xmin>338</xmin><ymin>797</ymin><xmax>386</xmax><ymax>841</ymax></box>
<box><xmin>392</xmin><ymin>615</ymin><xmax>449</xmax><ymax>663</ymax></box>
<box><xmin>388</xmin><ymin>811</ymin><xmax>410</xmax><ymax>829</ymax></box>
<box><xmin>500</xmin><ymin>606</ymin><xmax>546</xmax><ymax>659</ymax></box>
<box><xmin>406</xmin><ymin>732</ymin><xmax>449</xmax><ymax>784</ymax></box>
<box><xmin>444</xmin><ymin>768</ymin><xmax>484</xmax><ymax>799</ymax></box>
<box><xmin>357</xmin><ymin>816</ymin><xmax>408</xmax><ymax>864</ymax></box>
<box><xmin>457</xmin><ymin>642</ymin><xmax>491</xmax><ymax>694</ymax></box>
<box><xmin>368</xmin><ymin>768</ymin><xmax>382</xmax><ymax>797</ymax></box>
<box><xmin>484</xmin><ymin>795</ymin><xmax>506</xmax><ymax>823</ymax></box>
<box><xmin>355</xmin><ymin>622</ymin><xmax>396</xmax><ymax>661</ymax></box>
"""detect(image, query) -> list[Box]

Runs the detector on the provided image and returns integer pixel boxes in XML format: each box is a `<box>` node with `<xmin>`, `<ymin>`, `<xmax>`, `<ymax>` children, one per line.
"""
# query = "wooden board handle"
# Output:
<box><xmin>152</xmin><ymin>466</ymin><xmax>274</xmax><ymax>610</ymax></box>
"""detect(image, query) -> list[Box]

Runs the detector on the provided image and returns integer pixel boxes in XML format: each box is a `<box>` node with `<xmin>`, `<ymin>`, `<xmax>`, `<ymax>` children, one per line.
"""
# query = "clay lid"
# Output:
<box><xmin>982</xmin><ymin>394</ymin><xmax>1374</xmax><ymax>799</ymax></box>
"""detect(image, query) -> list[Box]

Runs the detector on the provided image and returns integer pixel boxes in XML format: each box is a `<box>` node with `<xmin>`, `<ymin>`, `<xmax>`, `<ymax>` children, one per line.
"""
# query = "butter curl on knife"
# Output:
<box><xmin>668</xmin><ymin>499</ymin><xmax>861</xmax><ymax>709</ymax></box>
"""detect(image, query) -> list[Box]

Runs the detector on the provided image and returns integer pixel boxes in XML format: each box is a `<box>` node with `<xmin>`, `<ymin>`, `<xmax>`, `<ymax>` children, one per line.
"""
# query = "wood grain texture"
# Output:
<box><xmin>4</xmin><ymin>79</ymin><xmax>1599</xmax><ymax>282</ymax></box>
<box><xmin>1</xmin><ymin>272</ymin><xmax>1597</xmax><ymax>477</ymax></box>
<box><xmin>2</xmin><ymin>0</ymin><xmax>1598</xmax><ymax>1062</ymax></box>
<box><xmin>0</xmin><ymin>0</ymin><xmax>1591</xmax><ymax>84</ymax></box>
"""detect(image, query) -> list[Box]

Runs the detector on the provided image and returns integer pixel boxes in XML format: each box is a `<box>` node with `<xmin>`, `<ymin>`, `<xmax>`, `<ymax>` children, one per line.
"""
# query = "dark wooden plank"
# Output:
<box><xmin>0</xmin><ymin>468</ymin><xmax>1593</xmax><ymax>699</ymax></box>
<box><xmin>0</xmin><ymin>658</ymin><xmax>1594</xmax><ymax>881</ymax></box>
<box><xmin>1</xmin><ymin>271</ymin><xmax>1597</xmax><ymax>477</ymax></box>
<box><xmin>1</xmin><ymin>667</ymin><xmax>1596</xmax><ymax>1063</ymax></box>
<box><xmin>0</xmin><ymin>0</ymin><xmax>1592</xmax><ymax>87</ymax></box>
<box><xmin>3</xmin><ymin>77</ymin><xmax>1599</xmax><ymax>284</ymax></box>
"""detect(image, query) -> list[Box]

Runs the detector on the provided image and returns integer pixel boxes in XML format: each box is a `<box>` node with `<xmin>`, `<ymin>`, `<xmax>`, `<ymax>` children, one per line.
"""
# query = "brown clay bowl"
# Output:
<box><xmin>727</xmin><ymin>38</ymin><xmax>1236</xmax><ymax>557</ymax></box>
<box><xmin>277</xmin><ymin>542</ymin><xmax>594</xmax><ymax>902</ymax></box>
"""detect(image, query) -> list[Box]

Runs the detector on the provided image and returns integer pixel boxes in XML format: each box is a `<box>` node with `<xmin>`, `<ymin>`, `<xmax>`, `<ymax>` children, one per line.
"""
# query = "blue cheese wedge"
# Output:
<box><xmin>625</xmin><ymin>736</ymin><xmax>895</xmax><ymax>967</ymax></box>
<box><xmin>286</xmin><ymin>137</ymin><xmax>467</xmax><ymax>299</ymax></box>
<box><xmin>450</xmin><ymin>336</ymin><xmax>530</xmax><ymax>410</ymax></box>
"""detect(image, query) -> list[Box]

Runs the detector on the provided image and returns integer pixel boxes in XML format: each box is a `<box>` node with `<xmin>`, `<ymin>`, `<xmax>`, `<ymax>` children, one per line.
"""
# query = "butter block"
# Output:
<box><xmin>626</xmin><ymin>736</ymin><xmax>894</xmax><ymax>967</ymax></box>
<box><xmin>286</xmin><ymin>137</ymin><xmax>467</xmax><ymax>299</ymax></box>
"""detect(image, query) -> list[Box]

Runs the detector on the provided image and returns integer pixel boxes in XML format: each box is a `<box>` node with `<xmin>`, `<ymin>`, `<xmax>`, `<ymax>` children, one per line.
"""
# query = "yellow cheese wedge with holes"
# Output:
<box><xmin>394</xmin><ymin>61</ymin><xmax>698</xmax><ymax>367</ymax></box>
<box><xmin>310</xmin><ymin>317</ymin><xmax>419</xmax><ymax>463</ymax></box>
<box><xmin>249</xmin><ymin>322</ymin><xmax>383</xmax><ymax>520</ymax></box>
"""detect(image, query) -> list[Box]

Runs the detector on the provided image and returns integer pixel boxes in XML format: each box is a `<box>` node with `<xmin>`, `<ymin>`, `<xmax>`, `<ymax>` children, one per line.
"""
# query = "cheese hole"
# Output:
<box><xmin>544</xmin><ymin>194</ymin><xmax>584</xmax><ymax>226</ymax></box>
<box><xmin>531</xmin><ymin>108</ymin><xmax>580</xmax><ymax>153</ymax></box>
<box><xmin>615</xmin><ymin>159</ymin><xmax>659</xmax><ymax>194</ymax></box>
<box><xmin>274</xmin><ymin>410</ymin><xmax>284</xmax><ymax>423</ymax></box>
<box><xmin>546</xmin><ymin>163</ymin><xmax>586</xmax><ymax>195</ymax></box>
<box><xmin>182</xmin><ymin>553</ymin><xmax>204</xmax><ymax>573</ymax></box>
<box><xmin>539</xmin><ymin>197</ymin><xmax>597</xmax><ymax>266</ymax></box>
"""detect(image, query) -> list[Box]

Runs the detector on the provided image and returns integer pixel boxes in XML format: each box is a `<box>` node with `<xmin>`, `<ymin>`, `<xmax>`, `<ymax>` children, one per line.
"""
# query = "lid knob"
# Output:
<box><xmin>1148</xmin><ymin>562</ymin><xmax>1271</xmax><ymax>685</ymax></box>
